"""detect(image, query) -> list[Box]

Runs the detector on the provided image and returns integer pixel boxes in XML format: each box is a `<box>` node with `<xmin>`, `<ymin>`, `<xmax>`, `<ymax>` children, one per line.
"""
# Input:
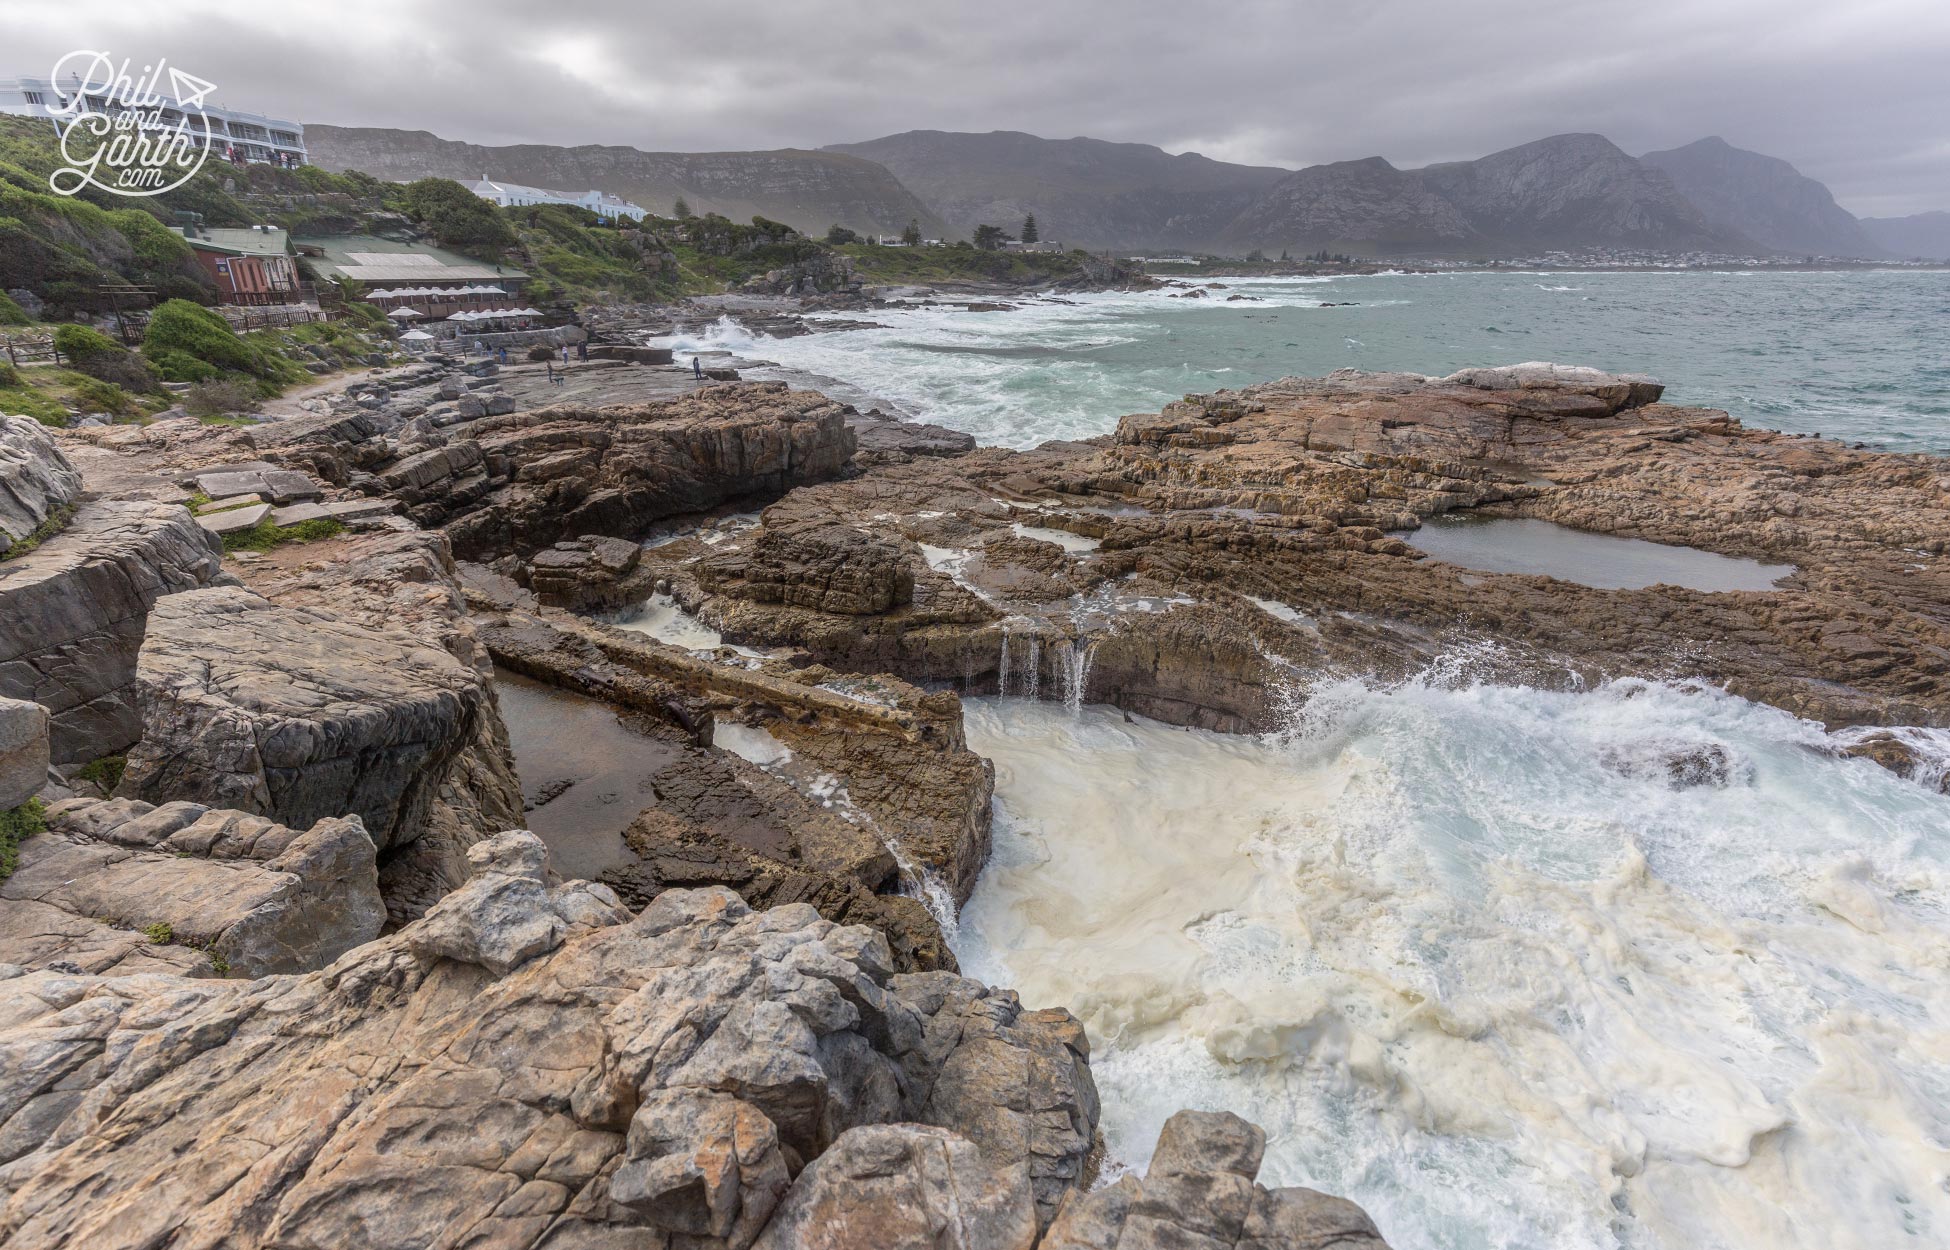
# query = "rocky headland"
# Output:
<box><xmin>3</xmin><ymin>346</ymin><xmax>1945</xmax><ymax>1246</ymax></box>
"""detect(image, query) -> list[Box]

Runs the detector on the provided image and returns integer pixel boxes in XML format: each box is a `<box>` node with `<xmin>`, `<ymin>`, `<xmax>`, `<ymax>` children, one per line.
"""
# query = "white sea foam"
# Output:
<box><xmin>955</xmin><ymin>676</ymin><xmax>1950</xmax><ymax>1250</ymax></box>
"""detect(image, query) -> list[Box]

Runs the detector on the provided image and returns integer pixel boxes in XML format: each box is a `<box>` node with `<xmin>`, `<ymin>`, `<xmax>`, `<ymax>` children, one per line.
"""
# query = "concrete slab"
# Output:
<box><xmin>196</xmin><ymin>494</ymin><xmax>263</xmax><ymax>514</ymax></box>
<box><xmin>195</xmin><ymin>503</ymin><xmax>272</xmax><ymax>535</ymax></box>
<box><xmin>194</xmin><ymin>471</ymin><xmax>269</xmax><ymax>499</ymax></box>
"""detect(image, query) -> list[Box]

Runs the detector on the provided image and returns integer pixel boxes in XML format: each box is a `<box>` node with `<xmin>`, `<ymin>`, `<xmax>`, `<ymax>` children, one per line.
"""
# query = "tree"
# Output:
<box><xmin>672</xmin><ymin>196</ymin><xmax>693</xmax><ymax>219</ymax></box>
<box><xmin>1245</xmin><ymin>249</ymin><xmax>1264</xmax><ymax>262</ymax></box>
<box><xmin>825</xmin><ymin>224</ymin><xmax>860</xmax><ymax>245</ymax></box>
<box><xmin>900</xmin><ymin>219</ymin><xmax>922</xmax><ymax>246</ymax></box>
<box><xmin>1279</xmin><ymin>249</ymin><xmax>1291</xmax><ymax>262</ymax></box>
<box><xmin>973</xmin><ymin>224</ymin><xmax>1012</xmax><ymax>251</ymax></box>
<box><xmin>1020</xmin><ymin>214</ymin><xmax>1039</xmax><ymax>244</ymax></box>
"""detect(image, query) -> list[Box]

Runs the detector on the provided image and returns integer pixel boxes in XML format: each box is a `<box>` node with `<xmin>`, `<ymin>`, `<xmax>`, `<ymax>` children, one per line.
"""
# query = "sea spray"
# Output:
<box><xmin>955</xmin><ymin>676</ymin><xmax>1950</xmax><ymax>1250</ymax></box>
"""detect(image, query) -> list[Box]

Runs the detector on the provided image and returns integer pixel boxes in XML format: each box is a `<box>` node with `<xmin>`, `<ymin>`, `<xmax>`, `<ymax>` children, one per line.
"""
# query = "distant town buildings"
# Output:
<box><xmin>0</xmin><ymin>73</ymin><xmax>308</xmax><ymax>168</ymax></box>
<box><xmin>463</xmin><ymin>177</ymin><xmax>648</xmax><ymax>222</ymax></box>
<box><xmin>170</xmin><ymin>223</ymin><xmax>301</xmax><ymax>305</ymax></box>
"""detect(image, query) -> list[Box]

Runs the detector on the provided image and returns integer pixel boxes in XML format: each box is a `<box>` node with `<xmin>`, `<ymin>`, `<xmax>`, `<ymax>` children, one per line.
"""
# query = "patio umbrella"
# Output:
<box><xmin>399</xmin><ymin>329</ymin><xmax>434</xmax><ymax>341</ymax></box>
<box><xmin>386</xmin><ymin>307</ymin><xmax>423</xmax><ymax>320</ymax></box>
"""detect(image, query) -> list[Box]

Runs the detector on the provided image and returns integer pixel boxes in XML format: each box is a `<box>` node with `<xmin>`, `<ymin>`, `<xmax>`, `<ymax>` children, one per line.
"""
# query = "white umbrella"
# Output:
<box><xmin>387</xmin><ymin>306</ymin><xmax>423</xmax><ymax>320</ymax></box>
<box><xmin>446</xmin><ymin>310</ymin><xmax>476</xmax><ymax>321</ymax></box>
<box><xmin>399</xmin><ymin>329</ymin><xmax>433</xmax><ymax>341</ymax></box>
<box><xmin>364</xmin><ymin>289</ymin><xmax>394</xmax><ymax>301</ymax></box>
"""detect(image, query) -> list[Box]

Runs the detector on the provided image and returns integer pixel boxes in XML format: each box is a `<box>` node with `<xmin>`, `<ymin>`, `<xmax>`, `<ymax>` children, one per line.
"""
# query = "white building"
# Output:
<box><xmin>464</xmin><ymin>177</ymin><xmax>648</xmax><ymax>222</ymax></box>
<box><xmin>0</xmin><ymin>73</ymin><xmax>307</xmax><ymax>168</ymax></box>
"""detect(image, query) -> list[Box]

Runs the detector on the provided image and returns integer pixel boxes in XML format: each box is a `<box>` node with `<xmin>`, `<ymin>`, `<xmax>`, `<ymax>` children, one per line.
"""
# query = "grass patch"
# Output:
<box><xmin>1</xmin><ymin>500</ymin><xmax>75</xmax><ymax>561</ymax></box>
<box><xmin>221</xmin><ymin>517</ymin><xmax>345</xmax><ymax>553</ymax></box>
<box><xmin>0</xmin><ymin>798</ymin><xmax>46</xmax><ymax>880</ymax></box>
<box><xmin>143</xmin><ymin>921</ymin><xmax>174</xmax><ymax>944</ymax></box>
<box><xmin>74</xmin><ymin>754</ymin><xmax>126</xmax><ymax>793</ymax></box>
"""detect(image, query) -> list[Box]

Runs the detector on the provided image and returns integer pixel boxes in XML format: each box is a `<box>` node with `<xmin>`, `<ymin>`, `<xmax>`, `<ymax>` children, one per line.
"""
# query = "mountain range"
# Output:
<box><xmin>302</xmin><ymin>126</ymin><xmax>950</xmax><ymax>239</ymax></box>
<box><xmin>306</xmin><ymin>123</ymin><xmax>1948</xmax><ymax>260</ymax></box>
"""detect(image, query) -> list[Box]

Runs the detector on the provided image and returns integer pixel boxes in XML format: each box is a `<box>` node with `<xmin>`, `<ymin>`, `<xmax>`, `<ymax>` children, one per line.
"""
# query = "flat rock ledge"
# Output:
<box><xmin>0</xmin><ymin>831</ymin><xmax>1118</xmax><ymax>1249</ymax></box>
<box><xmin>120</xmin><ymin>584</ymin><xmax>492</xmax><ymax>860</ymax></box>
<box><xmin>0</xmin><ymin>795</ymin><xmax>383</xmax><ymax>977</ymax></box>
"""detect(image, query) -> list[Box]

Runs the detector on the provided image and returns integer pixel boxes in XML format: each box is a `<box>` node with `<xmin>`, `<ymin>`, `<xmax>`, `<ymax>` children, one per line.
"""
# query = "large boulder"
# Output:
<box><xmin>0</xmin><ymin>836</ymin><xmax>1099</xmax><ymax>1248</ymax></box>
<box><xmin>1042</xmin><ymin>1110</ymin><xmax>1391</xmax><ymax>1250</ymax></box>
<box><xmin>750</xmin><ymin>1124</ymin><xmax>1035</xmax><ymax>1250</ymax></box>
<box><xmin>0</xmin><ymin>796</ymin><xmax>383</xmax><ymax>977</ymax></box>
<box><xmin>0</xmin><ymin>415</ymin><xmax>82</xmax><ymax>555</ymax></box>
<box><xmin>0</xmin><ymin>697</ymin><xmax>49</xmax><ymax>810</ymax></box>
<box><xmin>0</xmin><ymin>500</ymin><xmax>226</xmax><ymax>764</ymax></box>
<box><xmin>119</xmin><ymin>586</ymin><xmax>490</xmax><ymax>855</ymax></box>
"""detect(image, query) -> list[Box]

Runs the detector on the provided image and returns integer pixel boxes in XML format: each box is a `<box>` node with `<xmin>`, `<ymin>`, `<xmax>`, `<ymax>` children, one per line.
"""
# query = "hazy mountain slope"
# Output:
<box><xmin>824</xmin><ymin>130</ymin><xmax>1289</xmax><ymax>250</ymax></box>
<box><xmin>1217</xmin><ymin>156</ymin><xmax>1479</xmax><ymax>255</ymax></box>
<box><xmin>1859</xmin><ymin>211</ymin><xmax>1950</xmax><ymax>259</ymax></box>
<box><xmin>1413</xmin><ymin>133</ymin><xmax>1756</xmax><ymax>254</ymax></box>
<box><xmin>1640</xmin><ymin>137</ymin><xmax>1881</xmax><ymax>257</ymax></box>
<box><xmin>303</xmin><ymin>126</ymin><xmax>951</xmax><ymax>239</ymax></box>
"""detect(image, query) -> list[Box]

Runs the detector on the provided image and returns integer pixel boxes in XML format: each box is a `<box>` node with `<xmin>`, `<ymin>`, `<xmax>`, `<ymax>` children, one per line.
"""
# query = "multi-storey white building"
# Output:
<box><xmin>0</xmin><ymin>73</ymin><xmax>308</xmax><ymax>168</ymax></box>
<box><xmin>464</xmin><ymin>177</ymin><xmax>649</xmax><ymax>222</ymax></box>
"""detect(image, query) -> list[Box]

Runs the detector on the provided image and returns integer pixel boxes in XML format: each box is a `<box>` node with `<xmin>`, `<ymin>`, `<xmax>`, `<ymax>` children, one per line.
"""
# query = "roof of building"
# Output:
<box><xmin>291</xmin><ymin>234</ymin><xmax>528</xmax><ymax>284</ymax></box>
<box><xmin>171</xmin><ymin>226</ymin><xmax>291</xmax><ymax>257</ymax></box>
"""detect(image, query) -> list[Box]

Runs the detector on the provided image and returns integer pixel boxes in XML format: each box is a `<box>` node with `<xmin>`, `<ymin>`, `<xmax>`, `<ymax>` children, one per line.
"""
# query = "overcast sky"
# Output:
<box><xmin>6</xmin><ymin>0</ymin><xmax>1947</xmax><ymax>216</ymax></box>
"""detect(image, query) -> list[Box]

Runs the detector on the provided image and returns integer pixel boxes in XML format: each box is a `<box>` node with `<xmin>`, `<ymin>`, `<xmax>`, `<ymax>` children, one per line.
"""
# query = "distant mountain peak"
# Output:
<box><xmin>1641</xmin><ymin>136</ymin><xmax>1880</xmax><ymax>257</ymax></box>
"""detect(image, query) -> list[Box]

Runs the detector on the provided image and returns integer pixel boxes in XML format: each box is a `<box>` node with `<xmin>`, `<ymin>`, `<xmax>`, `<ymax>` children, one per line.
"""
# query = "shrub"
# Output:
<box><xmin>400</xmin><ymin>177</ymin><xmax>517</xmax><ymax>254</ymax></box>
<box><xmin>183</xmin><ymin>377</ymin><xmax>261</xmax><ymax>418</ymax></box>
<box><xmin>0</xmin><ymin>361</ymin><xmax>18</xmax><ymax>388</ymax></box>
<box><xmin>73</xmin><ymin>377</ymin><xmax>137</xmax><ymax>416</ymax></box>
<box><xmin>74</xmin><ymin>754</ymin><xmax>126</xmax><ymax>792</ymax></box>
<box><xmin>54</xmin><ymin>323</ymin><xmax>156</xmax><ymax>391</ymax></box>
<box><xmin>825</xmin><ymin>224</ymin><xmax>860</xmax><ymax>245</ymax></box>
<box><xmin>143</xmin><ymin>299</ymin><xmax>267</xmax><ymax>375</ymax></box>
<box><xmin>146</xmin><ymin>347</ymin><xmax>220</xmax><ymax>384</ymax></box>
<box><xmin>0</xmin><ymin>289</ymin><xmax>31</xmax><ymax>325</ymax></box>
<box><xmin>144</xmin><ymin>921</ymin><xmax>174</xmax><ymax>944</ymax></box>
<box><xmin>1</xmin><ymin>798</ymin><xmax>46</xmax><ymax>880</ymax></box>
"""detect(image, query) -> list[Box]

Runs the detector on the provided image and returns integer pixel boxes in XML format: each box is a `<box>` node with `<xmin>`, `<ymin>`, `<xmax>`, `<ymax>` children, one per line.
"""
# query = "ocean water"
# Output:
<box><xmin>957</xmin><ymin>680</ymin><xmax>1950</xmax><ymax>1250</ymax></box>
<box><xmin>666</xmin><ymin>269</ymin><xmax>1950</xmax><ymax>452</ymax></box>
<box><xmin>660</xmin><ymin>270</ymin><xmax>1950</xmax><ymax>1249</ymax></box>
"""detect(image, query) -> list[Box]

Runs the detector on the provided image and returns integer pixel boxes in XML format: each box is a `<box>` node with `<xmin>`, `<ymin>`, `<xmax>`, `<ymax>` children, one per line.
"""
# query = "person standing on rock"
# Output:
<box><xmin>692</xmin><ymin>355</ymin><xmax>703</xmax><ymax>380</ymax></box>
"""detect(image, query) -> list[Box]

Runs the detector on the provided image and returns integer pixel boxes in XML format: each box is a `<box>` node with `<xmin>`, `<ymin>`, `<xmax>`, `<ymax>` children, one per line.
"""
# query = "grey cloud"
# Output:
<box><xmin>4</xmin><ymin>0</ymin><xmax>1946</xmax><ymax>214</ymax></box>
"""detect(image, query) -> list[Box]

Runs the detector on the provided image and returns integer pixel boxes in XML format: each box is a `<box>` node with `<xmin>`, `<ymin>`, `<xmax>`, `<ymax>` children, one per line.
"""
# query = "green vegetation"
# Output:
<box><xmin>0</xmin><ymin>364</ymin><xmax>71</xmax><ymax>425</ymax></box>
<box><xmin>0</xmin><ymin>290</ymin><xmax>31</xmax><ymax>325</ymax></box>
<box><xmin>837</xmin><ymin>241</ymin><xmax>1092</xmax><ymax>285</ymax></box>
<box><xmin>221</xmin><ymin>517</ymin><xmax>345</xmax><ymax>553</ymax></box>
<box><xmin>74</xmin><ymin>754</ymin><xmax>126</xmax><ymax>793</ymax></box>
<box><xmin>402</xmin><ymin>177</ymin><xmax>518</xmax><ymax>255</ymax></box>
<box><xmin>1</xmin><ymin>501</ymin><xmax>75</xmax><ymax>559</ymax></box>
<box><xmin>0</xmin><ymin>798</ymin><xmax>45</xmax><ymax>880</ymax></box>
<box><xmin>142</xmin><ymin>299</ymin><xmax>307</xmax><ymax>393</ymax></box>
<box><xmin>144</xmin><ymin>921</ymin><xmax>174</xmax><ymax>945</ymax></box>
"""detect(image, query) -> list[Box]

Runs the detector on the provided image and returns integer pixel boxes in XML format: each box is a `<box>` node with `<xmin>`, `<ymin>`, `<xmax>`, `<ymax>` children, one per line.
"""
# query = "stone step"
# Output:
<box><xmin>196</xmin><ymin>503</ymin><xmax>272</xmax><ymax>535</ymax></box>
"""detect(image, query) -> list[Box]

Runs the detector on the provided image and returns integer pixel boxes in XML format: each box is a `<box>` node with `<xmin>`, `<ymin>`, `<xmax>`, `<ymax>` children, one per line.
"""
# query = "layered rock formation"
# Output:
<box><xmin>0</xmin><ymin>415</ymin><xmax>81</xmax><ymax>556</ymax></box>
<box><xmin>0</xmin><ymin>834</ymin><xmax>1108</xmax><ymax>1249</ymax></box>
<box><xmin>0</xmin><ymin>498</ymin><xmax>226</xmax><ymax>765</ymax></box>
<box><xmin>0</xmin><ymin>697</ymin><xmax>47</xmax><ymax>811</ymax></box>
<box><xmin>645</xmin><ymin>365</ymin><xmax>1948</xmax><ymax>735</ymax></box>
<box><xmin>379</xmin><ymin>382</ymin><xmax>857</xmax><ymax>559</ymax></box>
<box><xmin>0</xmin><ymin>795</ymin><xmax>383</xmax><ymax>977</ymax></box>
<box><xmin>124</xmin><ymin>531</ymin><xmax>525</xmax><ymax>921</ymax></box>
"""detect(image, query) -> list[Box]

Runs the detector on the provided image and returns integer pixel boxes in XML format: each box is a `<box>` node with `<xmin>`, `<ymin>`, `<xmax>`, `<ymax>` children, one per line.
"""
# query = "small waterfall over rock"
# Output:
<box><xmin>1060</xmin><ymin>638</ymin><xmax>1098</xmax><ymax>715</ymax></box>
<box><xmin>1023</xmin><ymin>635</ymin><xmax>1041</xmax><ymax>702</ymax></box>
<box><xmin>997</xmin><ymin>626</ymin><xmax>1013</xmax><ymax>696</ymax></box>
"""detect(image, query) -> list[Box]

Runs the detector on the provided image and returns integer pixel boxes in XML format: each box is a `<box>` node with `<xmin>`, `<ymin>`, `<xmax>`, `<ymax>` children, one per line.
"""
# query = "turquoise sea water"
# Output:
<box><xmin>674</xmin><ymin>269</ymin><xmax>1950</xmax><ymax>453</ymax></box>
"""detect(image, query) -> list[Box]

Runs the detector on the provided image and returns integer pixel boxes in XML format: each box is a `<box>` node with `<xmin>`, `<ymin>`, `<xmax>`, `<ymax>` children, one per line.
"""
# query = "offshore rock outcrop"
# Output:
<box><xmin>0</xmin><ymin>833</ymin><xmax>1105</xmax><ymax>1249</ymax></box>
<box><xmin>653</xmin><ymin>365</ymin><xmax>1949</xmax><ymax>736</ymax></box>
<box><xmin>1043</xmin><ymin>1111</ymin><xmax>1389</xmax><ymax>1250</ymax></box>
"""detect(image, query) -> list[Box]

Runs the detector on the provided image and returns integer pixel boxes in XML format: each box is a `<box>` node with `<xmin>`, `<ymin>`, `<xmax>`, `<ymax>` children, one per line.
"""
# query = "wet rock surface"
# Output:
<box><xmin>651</xmin><ymin>366</ymin><xmax>1949</xmax><ymax>735</ymax></box>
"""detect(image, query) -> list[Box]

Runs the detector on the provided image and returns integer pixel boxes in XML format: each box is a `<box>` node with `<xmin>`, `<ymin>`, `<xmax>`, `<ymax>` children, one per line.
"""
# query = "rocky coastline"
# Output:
<box><xmin>2</xmin><ymin>335</ymin><xmax>1945</xmax><ymax>1246</ymax></box>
